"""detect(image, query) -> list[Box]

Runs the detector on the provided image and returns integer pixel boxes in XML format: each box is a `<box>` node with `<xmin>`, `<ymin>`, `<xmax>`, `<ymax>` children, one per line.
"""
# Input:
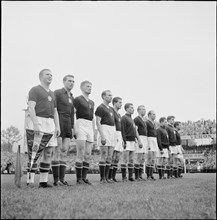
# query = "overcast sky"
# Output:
<box><xmin>2</xmin><ymin>1</ymin><xmax>216</xmax><ymax>135</ymax></box>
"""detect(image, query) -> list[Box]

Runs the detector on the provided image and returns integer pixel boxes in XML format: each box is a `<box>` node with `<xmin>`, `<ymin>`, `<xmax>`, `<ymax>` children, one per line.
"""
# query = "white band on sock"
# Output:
<box><xmin>27</xmin><ymin>172</ymin><xmax>30</xmax><ymax>183</ymax></box>
<box><xmin>30</xmin><ymin>173</ymin><xmax>35</xmax><ymax>183</ymax></box>
<box><xmin>39</xmin><ymin>172</ymin><xmax>48</xmax><ymax>183</ymax></box>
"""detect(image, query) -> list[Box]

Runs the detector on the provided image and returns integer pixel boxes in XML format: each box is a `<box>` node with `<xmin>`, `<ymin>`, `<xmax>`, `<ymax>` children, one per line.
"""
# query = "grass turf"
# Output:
<box><xmin>1</xmin><ymin>173</ymin><xmax>216</xmax><ymax>219</ymax></box>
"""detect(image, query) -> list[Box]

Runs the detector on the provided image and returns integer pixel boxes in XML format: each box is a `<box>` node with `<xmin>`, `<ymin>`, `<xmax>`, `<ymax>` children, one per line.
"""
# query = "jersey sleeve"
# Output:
<box><xmin>73</xmin><ymin>97</ymin><xmax>80</xmax><ymax>110</ymax></box>
<box><xmin>134</xmin><ymin>117</ymin><xmax>139</xmax><ymax>127</ymax></box>
<box><xmin>95</xmin><ymin>106</ymin><xmax>103</xmax><ymax>118</ymax></box>
<box><xmin>121</xmin><ymin>116</ymin><xmax>127</xmax><ymax>144</ymax></box>
<box><xmin>156</xmin><ymin>129</ymin><xmax>163</xmax><ymax>151</ymax></box>
<box><xmin>28</xmin><ymin>87</ymin><xmax>38</xmax><ymax>102</ymax></box>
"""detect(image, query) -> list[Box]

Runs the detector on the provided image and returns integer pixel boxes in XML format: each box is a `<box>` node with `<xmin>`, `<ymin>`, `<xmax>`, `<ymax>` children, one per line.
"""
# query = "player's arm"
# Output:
<box><xmin>135</xmin><ymin>126</ymin><xmax>142</xmax><ymax>148</ymax></box>
<box><xmin>72</xmin><ymin>107</ymin><xmax>77</xmax><ymax>137</ymax></box>
<box><xmin>54</xmin><ymin>108</ymin><xmax>60</xmax><ymax>137</ymax></box>
<box><xmin>95</xmin><ymin>116</ymin><xmax>105</xmax><ymax>142</ymax></box>
<box><xmin>92</xmin><ymin>117</ymin><xmax>96</xmax><ymax>134</ymax></box>
<box><xmin>156</xmin><ymin>129</ymin><xmax>163</xmax><ymax>152</ymax></box>
<box><xmin>28</xmin><ymin>101</ymin><xmax>40</xmax><ymax>135</ymax></box>
<box><xmin>121</xmin><ymin>117</ymin><xmax>127</xmax><ymax>148</ymax></box>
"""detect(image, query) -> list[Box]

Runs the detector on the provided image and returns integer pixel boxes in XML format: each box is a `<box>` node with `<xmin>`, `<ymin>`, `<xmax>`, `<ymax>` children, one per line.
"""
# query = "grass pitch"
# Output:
<box><xmin>1</xmin><ymin>173</ymin><xmax>216</xmax><ymax>219</ymax></box>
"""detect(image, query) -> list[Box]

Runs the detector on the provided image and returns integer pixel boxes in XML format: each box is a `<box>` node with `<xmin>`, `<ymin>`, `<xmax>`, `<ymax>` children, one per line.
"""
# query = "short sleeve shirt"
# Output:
<box><xmin>113</xmin><ymin>108</ymin><xmax>122</xmax><ymax>131</ymax></box>
<box><xmin>54</xmin><ymin>88</ymin><xmax>74</xmax><ymax>126</ymax></box>
<box><xmin>28</xmin><ymin>85</ymin><xmax>56</xmax><ymax>118</ymax></box>
<box><xmin>134</xmin><ymin>116</ymin><xmax>147</xmax><ymax>136</ymax></box>
<box><xmin>73</xmin><ymin>95</ymin><xmax>94</xmax><ymax>121</ymax></box>
<box><xmin>146</xmin><ymin>119</ymin><xmax>157</xmax><ymax>137</ymax></box>
<box><xmin>95</xmin><ymin>104</ymin><xmax>115</xmax><ymax>126</ymax></box>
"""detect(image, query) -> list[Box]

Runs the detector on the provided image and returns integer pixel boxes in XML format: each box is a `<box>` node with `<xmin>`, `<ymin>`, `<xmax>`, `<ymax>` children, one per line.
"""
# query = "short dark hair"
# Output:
<box><xmin>159</xmin><ymin>117</ymin><xmax>166</xmax><ymax>123</ymax></box>
<box><xmin>137</xmin><ymin>105</ymin><xmax>145</xmax><ymax>112</ymax></box>
<box><xmin>124</xmin><ymin>103</ymin><xmax>133</xmax><ymax>111</ymax></box>
<box><xmin>39</xmin><ymin>69</ymin><xmax>51</xmax><ymax>79</ymax></box>
<box><xmin>101</xmin><ymin>90</ymin><xmax>111</xmax><ymax>99</ymax></box>
<box><xmin>167</xmin><ymin>116</ymin><xmax>175</xmax><ymax>121</ymax></box>
<box><xmin>112</xmin><ymin>97</ymin><xmax>122</xmax><ymax>105</ymax></box>
<box><xmin>80</xmin><ymin>80</ymin><xmax>92</xmax><ymax>89</ymax></box>
<box><xmin>174</xmin><ymin>121</ymin><xmax>181</xmax><ymax>128</ymax></box>
<box><xmin>63</xmin><ymin>75</ymin><xmax>74</xmax><ymax>82</ymax></box>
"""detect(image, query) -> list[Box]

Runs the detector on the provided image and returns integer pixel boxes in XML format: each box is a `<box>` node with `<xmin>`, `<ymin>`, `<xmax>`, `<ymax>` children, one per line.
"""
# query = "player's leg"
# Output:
<box><xmin>105</xmin><ymin>146</ymin><xmax>114</xmax><ymax>183</ymax></box>
<box><xmin>121</xmin><ymin>150</ymin><xmax>128</xmax><ymax>182</ymax></box>
<box><xmin>59</xmin><ymin>137</ymin><xmax>70</xmax><ymax>185</ymax></box>
<box><xmin>162</xmin><ymin>157</ymin><xmax>167</xmax><ymax>179</ymax></box>
<box><xmin>139</xmin><ymin>153</ymin><xmax>145</xmax><ymax>180</ymax></box>
<box><xmin>82</xmin><ymin>141</ymin><xmax>93</xmax><ymax>185</ymax></box>
<box><xmin>112</xmin><ymin>151</ymin><xmax>121</xmax><ymax>182</ymax></box>
<box><xmin>99</xmin><ymin>145</ymin><xmax>108</xmax><ymax>183</ymax></box>
<box><xmin>157</xmin><ymin>156</ymin><xmax>163</xmax><ymax>179</ymax></box>
<box><xmin>149</xmin><ymin>151</ymin><xmax>157</xmax><ymax>180</ymax></box>
<box><xmin>51</xmin><ymin>137</ymin><xmax>61</xmax><ymax>186</ymax></box>
<box><xmin>39</xmin><ymin>146</ymin><xmax>53</xmax><ymax>188</ymax></box>
<box><xmin>75</xmin><ymin>140</ymin><xmax>85</xmax><ymax>184</ymax></box>
<box><xmin>173</xmin><ymin>154</ymin><xmax>178</xmax><ymax>178</ymax></box>
<box><xmin>134</xmin><ymin>152</ymin><xmax>141</xmax><ymax>181</ymax></box>
<box><xmin>146</xmin><ymin>151</ymin><xmax>152</xmax><ymax>179</ymax></box>
<box><xmin>178</xmin><ymin>156</ymin><xmax>184</xmax><ymax>177</ymax></box>
<box><xmin>128</xmin><ymin>150</ymin><xmax>135</xmax><ymax>181</ymax></box>
<box><xmin>108</xmin><ymin>150</ymin><xmax>115</xmax><ymax>181</ymax></box>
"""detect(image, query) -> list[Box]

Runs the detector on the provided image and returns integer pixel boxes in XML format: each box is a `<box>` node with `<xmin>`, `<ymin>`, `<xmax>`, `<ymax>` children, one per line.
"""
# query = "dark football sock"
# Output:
<box><xmin>51</xmin><ymin>160</ymin><xmax>60</xmax><ymax>183</ymax></box>
<box><xmin>59</xmin><ymin>160</ymin><xmax>67</xmax><ymax>182</ymax></box>
<box><xmin>75</xmin><ymin>162</ymin><xmax>83</xmax><ymax>181</ymax></box>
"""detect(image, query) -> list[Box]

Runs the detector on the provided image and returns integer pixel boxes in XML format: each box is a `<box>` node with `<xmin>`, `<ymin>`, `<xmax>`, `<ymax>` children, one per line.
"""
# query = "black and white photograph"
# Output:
<box><xmin>1</xmin><ymin>1</ymin><xmax>216</xmax><ymax>219</ymax></box>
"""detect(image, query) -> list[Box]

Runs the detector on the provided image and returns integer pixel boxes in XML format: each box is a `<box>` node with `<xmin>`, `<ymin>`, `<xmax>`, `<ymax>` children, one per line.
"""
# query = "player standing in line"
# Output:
<box><xmin>121</xmin><ymin>103</ymin><xmax>142</xmax><ymax>182</ymax></box>
<box><xmin>52</xmin><ymin>75</ymin><xmax>75</xmax><ymax>186</ymax></box>
<box><xmin>73</xmin><ymin>81</ymin><xmax>95</xmax><ymax>185</ymax></box>
<box><xmin>95</xmin><ymin>90</ymin><xmax>116</xmax><ymax>184</ymax></box>
<box><xmin>108</xmin><ymin>97</ymin><xmax>124</xmax><ymax>182</ymax></box>
<box><xmin>166</xmin><ymin>116</ymin><xmax>178</xmax><ymax>178</ymax></box>
<box><xmin>174</xmin><ymin>121</ymin><xmax>184</xmax><ymax>178</ymax></box>
<box><xmin>134</xmin><ymin>105</ymin><xmax>148</xmax><ymax>181</ymax></box>
<box><xmin>156</xmin><ymin>117</ymin><xmax>170</xmax><ymax>180</ymax></box>
<box><xmin>27</xmin><ymin>69</ymin><xmax>60</xmax><ymax>188</ymax></box>
<box><xmin>146</xmin><ymin>110</ymin><xmax>159</xmax><ymax>180</ymax></box>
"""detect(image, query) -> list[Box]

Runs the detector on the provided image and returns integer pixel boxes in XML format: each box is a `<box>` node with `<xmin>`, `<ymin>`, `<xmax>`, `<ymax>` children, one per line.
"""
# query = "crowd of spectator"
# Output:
<box><xmin>179</xmin><ymin>119</ymin><xmax>216</xmax><ymax>136</ymax></box>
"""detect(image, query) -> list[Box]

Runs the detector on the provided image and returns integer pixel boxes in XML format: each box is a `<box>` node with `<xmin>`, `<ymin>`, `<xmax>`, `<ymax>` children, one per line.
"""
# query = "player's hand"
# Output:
<box><xmin>71</xmin><ymin>129</ymin><xmax>77</xmax><ymax>139</ymax></box>
<box><xmin>33</xmin><ymin>123</ymin><xmax>40</xmax><ymax>136</ymax></box>
<box><xmin>55</xmin><ymin>127</ymin><xmax>61</xmax><ymax>137</ymax></box>
<box><xmin>101</xmin><ymin>138</ymin><xmax>106</xmax><ymax>146</ymax></box>
<box><xmin>123</xmin><ymin>142</ymin><xmax>127</xmax><ymax>149</ymax></box>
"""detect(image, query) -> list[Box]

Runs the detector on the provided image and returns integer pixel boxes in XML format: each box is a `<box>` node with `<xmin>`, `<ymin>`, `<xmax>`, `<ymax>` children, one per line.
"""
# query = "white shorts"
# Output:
<box><xmin>26</xmin><ymin>116</ymin><xmax>57</xmax><ymax>147</ymax></box>
<box><xmin>75</xmin><ymin>119</ymin><xmax>94</xmax><ymax>142</ymax></box>
<box><xmin>176</xmin><ymin>145</ymin><xmax>182</xmax><ymax>154</ymax></box>
<box><xmin>147</xmin><ymin>137</ymin><xmax>159</xmax><ymax>152</ymax></box>
<box><xmin>169</xmin><ymin>145</ymin><xmax>178</xmax><ymax>154</ymax></box>
<box><xmin>176</xmin><ymin>145</ymin><xmax>184</xmax><ymax>159</ymax></box>
<box><xmin>158</xmin><ymin>148</ymin><xmax>169</xmax><ymax>158</ymax></box>
<box><xmin>124</xmin><ymin>141</ymin><xmax>136</xmax><ymax>151</ymax></box>
<box><xmin>135</xmin><ymin>136</ymin><xmax>148</xmax><ymax>154</ymax></box>
<box><xmin>98</xmin><ymin>125</ymin><xmax>116</xmax><ymax>147</ymax></box>
<box><xmin>114</xmin><ymin>131</ymin><xmax>124</xmax><ymax>152</ymax></box>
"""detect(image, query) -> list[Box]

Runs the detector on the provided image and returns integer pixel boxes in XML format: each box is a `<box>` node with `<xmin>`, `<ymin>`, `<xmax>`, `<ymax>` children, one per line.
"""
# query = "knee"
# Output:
<box><xmin>106</xmin><ymin>156</ymin><xmax>112</xmax><ymax>163</ymax></box>
<box><xmin>129</xmin><ymin>158</ymin><xmax>134</xmax><ymax>164</ymax></box>
<box><xmin>44</xmin><ymin>150</ymin><xmax>53</xmax><ymax>160</ymax></box>
<box><xmin>84</xmin><ymin>152</ymin><xmax>91</xmax><ymax>162</ymax></box>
